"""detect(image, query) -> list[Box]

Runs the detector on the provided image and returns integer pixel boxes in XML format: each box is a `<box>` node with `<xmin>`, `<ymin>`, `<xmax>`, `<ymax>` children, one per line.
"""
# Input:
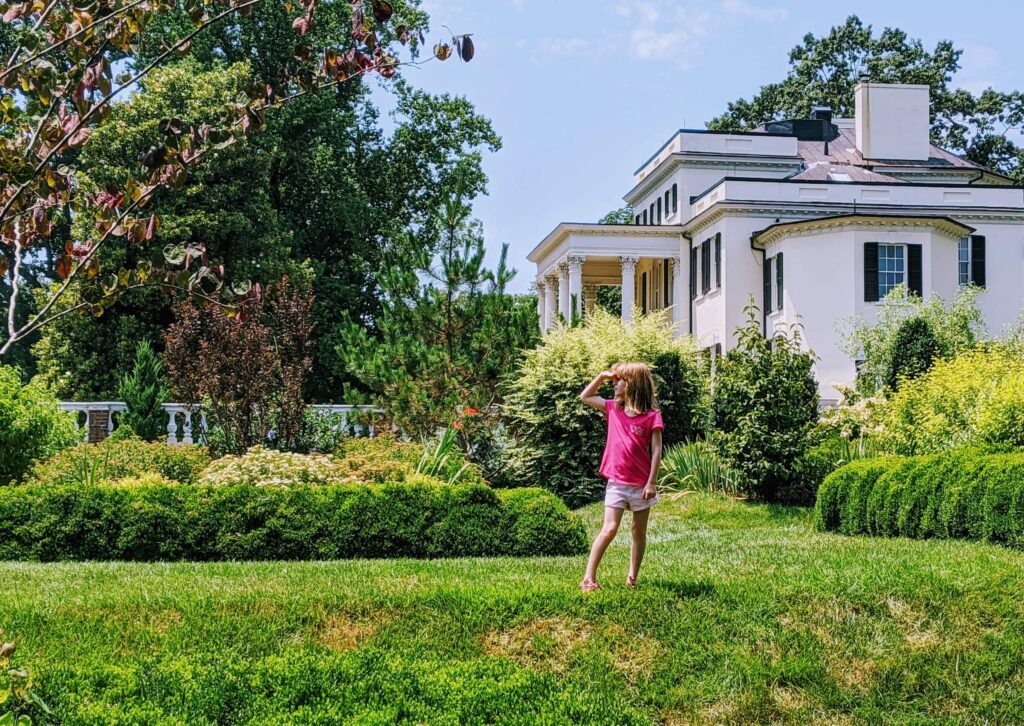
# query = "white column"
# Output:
<box><xmin>557</xmin><ymin>262</ymin><xmax>570</xmax><ymax>322</ymax></box>
<box><xmin>620</xmin><ymin>256</ymin><xmax>639</xmax><ymax>324</ymax></box>
<box><xmin>567</xmin><ymin>255</ymin><xmax>585</xmax><ymax>320</ymax></box>
<box><xmin>544</xmin><ymin>273</ymin><xmax>557</xmax><ymax>330</ymax></box>
<box><xmin>670</xmin><ymin>255</ymin><xmax>686</xmax><ymax>335</ymax></box>
<box><xmin>536</xmin><ymin>279</ymin><xmax>547</xmax><ymax>333</ymax></box>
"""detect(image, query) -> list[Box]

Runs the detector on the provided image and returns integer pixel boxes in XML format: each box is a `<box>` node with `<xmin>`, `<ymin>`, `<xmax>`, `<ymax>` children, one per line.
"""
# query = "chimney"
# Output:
<box><xmin>854</xmin><ymin>82</ymin><xmax>930</xmax><ymax>161</ymax></box>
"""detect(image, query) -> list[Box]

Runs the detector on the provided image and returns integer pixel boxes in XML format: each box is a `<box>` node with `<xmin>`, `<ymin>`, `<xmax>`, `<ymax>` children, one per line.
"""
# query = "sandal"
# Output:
<box><xmin>626</xmin><ymin>575</ymin><xmax>637</xmax><ymax>589</ymax></box>
<box><xmin>579</xmin><ymin>580</ymin><xmax>601</xmax><ymax>592</ymax></box>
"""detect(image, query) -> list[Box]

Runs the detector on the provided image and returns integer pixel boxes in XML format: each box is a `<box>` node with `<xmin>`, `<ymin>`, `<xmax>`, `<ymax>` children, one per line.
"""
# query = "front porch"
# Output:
<box><xmin>528</xmin><ymin>223</ymin><xmax>687</xmax><ymax>333</ymax></box>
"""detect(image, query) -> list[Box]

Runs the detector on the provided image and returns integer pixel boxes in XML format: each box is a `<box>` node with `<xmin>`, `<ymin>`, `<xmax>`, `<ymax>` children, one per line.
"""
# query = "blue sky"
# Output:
<box><xmin>373</xmin><ymin>0</ymin><xmax>1024</xmax><ymax>294</ymax></box>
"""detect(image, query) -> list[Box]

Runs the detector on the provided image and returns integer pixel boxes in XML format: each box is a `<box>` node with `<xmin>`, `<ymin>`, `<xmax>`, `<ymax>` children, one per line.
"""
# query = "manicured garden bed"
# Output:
<box><xmin>3</xmin><ymin>493</ymin><xmax>1023</xmax><ymax>724</ymax></box>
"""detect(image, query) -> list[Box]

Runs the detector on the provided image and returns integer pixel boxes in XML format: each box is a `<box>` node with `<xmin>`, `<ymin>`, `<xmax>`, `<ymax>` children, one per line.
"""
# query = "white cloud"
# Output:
<box><xmin>531</xmin><ymin>36</ymin><xmax>591</xmax><ymax>63</ymax></box>
<box><xmin>509</xmin><ymin>0</ymin><xmax>524</xmax><ymax>10</ymax></box>
<box><xmin>611</xmin><ymin>0</ymin><xmax>783</xmax><ymax>69</ymax></box>
<box><xmin>720</xmin><ymin>0</ymin><xmax>787</xmax><ymax>23</ymax></box>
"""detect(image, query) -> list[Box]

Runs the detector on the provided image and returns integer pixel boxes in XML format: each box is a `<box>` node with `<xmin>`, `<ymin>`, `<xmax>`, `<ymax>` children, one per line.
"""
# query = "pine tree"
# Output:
<box><xmin>118</xmin><ymin>340</ymin><xmax>170</xmax><ymax>441</ymax></box>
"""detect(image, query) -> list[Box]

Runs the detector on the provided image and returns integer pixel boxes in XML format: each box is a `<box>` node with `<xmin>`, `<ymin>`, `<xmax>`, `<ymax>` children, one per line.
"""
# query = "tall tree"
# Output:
<box><xmin>708</xmin><ymin>16</ymin><xmax>1024</xmax><ymax>182</ymax></box>
<box><xmin>0</xmin><ymin>0</ymin><xmax>475</xmax><ymax>360</ymax></box>
<box><xmin>338</xmin><ymin>173</ymin><xmax>538</xmax><ymax>459</ymax></box>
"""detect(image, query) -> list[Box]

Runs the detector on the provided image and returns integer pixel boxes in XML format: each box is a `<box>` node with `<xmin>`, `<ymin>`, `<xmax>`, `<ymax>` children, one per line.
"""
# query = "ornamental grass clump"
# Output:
<box><xmin>25</xmin><ymin>437</ymin><xmax>210</xmax><ymax>487</ymax></box>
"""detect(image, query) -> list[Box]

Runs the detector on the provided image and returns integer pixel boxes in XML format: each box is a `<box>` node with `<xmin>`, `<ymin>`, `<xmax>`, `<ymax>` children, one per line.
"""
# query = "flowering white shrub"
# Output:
<box><xmin>199</xmin><ymin>446</ymin><xmax>352</xmax><ymax>488</ymax></box>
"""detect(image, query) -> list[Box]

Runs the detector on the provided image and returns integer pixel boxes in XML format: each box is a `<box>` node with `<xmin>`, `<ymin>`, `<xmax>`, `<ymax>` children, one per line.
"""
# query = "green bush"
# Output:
<box><xmin>884</xmin><ymin>316</ymin><xmax>940</xmax><ymax>391</ymax></box>
<box><xmin>339</xmin><ymin>435</ymin><xmax>487</xmax><ymax>487</ymax></box>
<box><xmin>25</xmin><ymin>437</ymin><xmax>211</xmax><ymax>487</ymax></box>
<box><xmin>0</xmin><ymin>365</ymin><xmax>79</xmax><ymax>485</ymax></box>
<box><xmin>881</xmin><ymin>348</ymin><xmax>1024</xmax><ymax>455</ymax></box>
<box><xmin>815</xmin><ymin>450</ymin><xmax>1024</xmax><ymax>547</ymax></box>
<box><xmin>797</xmin><ymin>434</ymin><xmax>887</xmax><ymax>507</ymax></box>
<box><xmin>199</xmin><ymin>446</ymin><xmax>355</xmax><ymax>487</ymax></box>
<box><xmin>497</xmin><ymin>488</ymin><xmax>587</xmax><ymax>556</ymax></box>
<box><xmin>840</xmin><ymin>284</ymin><xmax>984</xmax><ymax>395</ymax></box>
<box><xmin>503</xmin><ymin>308</ymin><xmax>707</xmax><ymax>506</ymax></box>
<box><xmin>0</xmin><ymin>482</ymin><xmax>587</xmax><ymax>561</ymax></box>
<box><xmin>712</xmin><ymin>307</ymin><xmax>819</xmax><ymax>503</ymax></box>
<box><xmin>117</xmin><ymin>340</ymin><xmax>170</xmax><ymax>441</ymax></box>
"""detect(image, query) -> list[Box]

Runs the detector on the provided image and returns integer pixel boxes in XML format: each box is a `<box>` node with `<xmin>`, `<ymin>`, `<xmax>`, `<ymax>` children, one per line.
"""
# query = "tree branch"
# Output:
<box><xmin>0</xmin><ymin>0</ymin><xmax>265</xmax><ymax>229</ymax></box>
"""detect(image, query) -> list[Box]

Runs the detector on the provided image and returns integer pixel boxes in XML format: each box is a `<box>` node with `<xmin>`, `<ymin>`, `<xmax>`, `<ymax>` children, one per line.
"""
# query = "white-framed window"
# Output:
<box><xmin>958</xmin><ymin>236</ymin><xmax>971</xmax><ymax>286</ymax></box>
<box><xmin>878</xmin><ymin>243</ymin><xmax>905</xmax><ymax>298</ymax></box>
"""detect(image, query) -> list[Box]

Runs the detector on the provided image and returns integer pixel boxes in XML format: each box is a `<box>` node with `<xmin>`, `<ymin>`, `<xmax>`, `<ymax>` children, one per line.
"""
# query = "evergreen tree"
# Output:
<box><xmin>339</xmin><ymin>172</ymin><xmax>538</xmax><ymax>461</ymax></box>
<box><xmin>118</xmin><ymin>341</ymin><xmax>170</xmax><ymax>442</ymax></box>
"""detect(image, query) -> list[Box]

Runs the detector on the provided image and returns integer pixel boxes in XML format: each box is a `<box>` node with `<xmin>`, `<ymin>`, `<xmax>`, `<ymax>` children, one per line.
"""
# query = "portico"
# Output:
<box><xmin>529</xmin><ymin>224</ymin><xmax>687</xmax><ymax>333</ymax></box>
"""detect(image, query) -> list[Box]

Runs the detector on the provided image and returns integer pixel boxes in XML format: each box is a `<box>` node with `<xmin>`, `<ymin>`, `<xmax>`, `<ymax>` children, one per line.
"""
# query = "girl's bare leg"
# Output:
<box><xmin>582</xmin><ymin>506</ymin><xmax>624</xmax><ymax>584</ymax></box>
<box><xmin>628</xmin><ymin>507</ymin><xmax>652</xmax><ymax>582</ymax></box>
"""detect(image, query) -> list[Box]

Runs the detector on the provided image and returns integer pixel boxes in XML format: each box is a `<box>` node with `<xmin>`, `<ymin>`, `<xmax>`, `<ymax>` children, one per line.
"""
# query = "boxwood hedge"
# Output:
<box><xmin>0</xmin><ymin>482</ymin><xmax>587</xmax><ymax>561</ymax></box>
<box><xmin>815</xmin><ymin>451</ymin><xmax>1024</xmax><ymax>546</ymax></box>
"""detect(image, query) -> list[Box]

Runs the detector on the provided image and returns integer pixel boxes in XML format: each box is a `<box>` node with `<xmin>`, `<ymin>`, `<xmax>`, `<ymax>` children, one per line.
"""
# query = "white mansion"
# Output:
<box><xmin>529</xmin><ymin>82</ymin><xmax>1024</xmax><ymax>403</ymax></box>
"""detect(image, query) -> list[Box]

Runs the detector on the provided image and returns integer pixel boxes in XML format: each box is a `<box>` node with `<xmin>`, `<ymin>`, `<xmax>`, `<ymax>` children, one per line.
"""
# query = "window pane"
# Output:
<box><xmin>878</xmin><ymin>244</ymin><xmax>905</xmax><ymax>297</ymax></box>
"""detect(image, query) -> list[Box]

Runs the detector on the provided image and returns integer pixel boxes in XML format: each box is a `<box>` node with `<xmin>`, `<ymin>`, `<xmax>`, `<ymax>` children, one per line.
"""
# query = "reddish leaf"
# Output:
<box><xmin>434</xmin><ymin>42</ymin><xmax>452</xmax><ymax>61</ymax></box>
<box><xmin>459</xmin><ymin>35</ymin><xmax>475</xmax><ymax>62</ymax></box>
<box><xmin>0</xmin><ymin>257</ymin><xmax>7</xmax><ymax>278</ymax></box>
<box><xmin>370</xmin><ymin>0</ymin><xmax>393</xmax><ymax>23</ymax></box>
<box><xmin>56</xmin><ymin>255</ymin><xmax>72</xmax><ymax>280</ymax></box>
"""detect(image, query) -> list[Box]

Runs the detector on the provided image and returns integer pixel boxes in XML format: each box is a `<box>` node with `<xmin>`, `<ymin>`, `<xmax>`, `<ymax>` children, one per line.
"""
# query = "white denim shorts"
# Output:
<box><xmin>604</xmin><ymin>482</ymin><xmax>659</xmax><ymax>512</ymax></box>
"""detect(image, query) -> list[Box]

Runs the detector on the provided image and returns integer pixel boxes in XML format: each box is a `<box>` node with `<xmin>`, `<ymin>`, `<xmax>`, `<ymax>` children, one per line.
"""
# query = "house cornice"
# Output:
<box><xmin>689</xmin><ymin>175</ymin><xmax>1023</xmax><ymax>206</ymax></box>
<box><xmin>527</xmin><ymin>222</ymin><xmax>685</xmax><ymax>264</ymax></box>
<box><xmin>624</xmin><ymin>154</ymin><xmax>801</xmax><ymax>205</ymax></box>
<box><xmin>683</xmin><ymin>200</ymin><xmax>1024</xmax><ymax>238</ymax></box>
<box><xmin>750</xmin><ymin>214</ymin><xmax>975</xmax><ymax>249</ymax></box>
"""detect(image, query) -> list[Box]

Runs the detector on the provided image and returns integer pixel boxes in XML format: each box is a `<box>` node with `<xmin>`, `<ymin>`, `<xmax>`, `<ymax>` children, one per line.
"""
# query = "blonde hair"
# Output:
<box><xmin>611</xmin><ymin>362</ymin><xmax>658</xmax><ymax>414</ymax></box>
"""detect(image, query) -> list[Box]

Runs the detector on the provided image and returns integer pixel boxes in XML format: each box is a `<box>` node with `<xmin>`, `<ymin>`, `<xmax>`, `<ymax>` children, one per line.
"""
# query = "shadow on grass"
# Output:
<box><xmin>644</xmin><ymin>578</ymin><xmax>716</xmax><ymax>601</ymax></box>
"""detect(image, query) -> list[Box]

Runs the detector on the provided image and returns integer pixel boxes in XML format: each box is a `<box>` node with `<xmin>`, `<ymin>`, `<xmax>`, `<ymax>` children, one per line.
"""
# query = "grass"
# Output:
<box><xmin>2</xmin><ymin>493</ymin><xmax>1023</xmax><ymax>724</ymax></box>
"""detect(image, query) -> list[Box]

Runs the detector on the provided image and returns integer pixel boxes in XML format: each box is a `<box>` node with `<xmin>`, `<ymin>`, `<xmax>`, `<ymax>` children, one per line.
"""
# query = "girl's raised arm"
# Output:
<box><xmin>580</xmin><ymin>371</ymin><xmax>614</xmax><ymax>412</ymax></box>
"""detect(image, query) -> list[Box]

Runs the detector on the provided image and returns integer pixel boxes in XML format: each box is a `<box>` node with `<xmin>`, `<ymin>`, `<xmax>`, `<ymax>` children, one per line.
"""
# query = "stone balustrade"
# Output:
<box><xmin>58</xmin><ymin>402</ymin><xmax>382</xmax><ymax>445</ymax></box>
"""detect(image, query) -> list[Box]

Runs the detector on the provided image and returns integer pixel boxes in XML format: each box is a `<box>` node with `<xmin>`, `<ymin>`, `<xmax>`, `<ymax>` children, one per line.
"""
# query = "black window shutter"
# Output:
<box><xmin>763</xmin><ymin>255</ymin><xmax>772</xmax><ymax>318</ymax></box>
<box><xmin>663</xmin><ymin>259</ymin><xmax>670</xmax><ymax>305</ymax></box>
<box><xmin>701</xmin><ymin>239</ymin><xmax>710</xmax><ymax>294</ymax></box>
<box><xmin>908</xmin><ymin>244</ymin><xmax>922</xmax><ymax>296</ymax></box>
<box><xmin>864</xmin><ymin>242</ymin><xmax>879</xmax><ymax>302</ymax></box>
<box><xmin>641</xmin><ymin>272</ymin><xmax>648</xmax><ymax>314</ymax></box>
<box><xmin>657</xmin><ymin>198</ymin><xmax>662</xmax><ymax>224</ymax></box>
<box><xmin>971</xmin><ymin>235</ymin><xmax>986</xmax><ymax>288</ymax></box>
<box><xmin>714</xmin><ymin>233</ymin><xmax>721</xmax><ymax>288</ymax></box>
<box><xmin>672</xmin><ymin>184</ymin><xmax>678</xmax><ymax>212</ymax></box>
<box><xmin>775</xmin><ymin>252</ymin><xmax>784</xmax><ymax>311</ymax></box>
<box><xmin>689</xmin><ymin>247</ymin><xmax>697</xmax><ymax>301</ymax></box>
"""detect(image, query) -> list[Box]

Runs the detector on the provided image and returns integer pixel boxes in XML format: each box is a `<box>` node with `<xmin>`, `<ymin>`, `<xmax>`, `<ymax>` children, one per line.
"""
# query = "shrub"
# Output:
<box><xmin>839</xmin><ymin>285</ymin><xmax>984</xmax><ymax>395</ymax></box>
<box><xmin>815</xmin><ymin>450</ymin><xmax>1024</xmax><ymax>547</ymax></box>
<box><xmin>795</xmin><ymin>433</ymin><xmax>886</xmax><ymax>507</ymax></box>
<box><xmin>884</xmin><ymin>317</ymin><xmax>940</xmax><ymax>391</ymax></box>
<box><xmin>658</xmin><ymin>439</ymin><xmax>747</xmax><ymax>497</ymax></box>
<box><xmin>200</xmin><ymin>446</ymin><xmax>355</xmax><ymax>488</ymax></box>
<box><xmin>881</xmin><ymin>348</ymin><xmax>1024</xmax><ymax>455</ymax></box>
<box><xmin>0</xmin><ymin>365</ymin><xmax>79</xmax><ymax>485</ymax></box>
<box><xmin>25</xmin><ymin>437</ymin><xmax>211</xmax><ymax>487</ymax></box>
<box><xmin>503</xmin><ymin>308</ymin><xmax>707</xmax><ymax>506</ymax></box>
<box><xmin>712</xmin><ymin>306</ymin><xmax>819</xmax><ymax>502</ymax></box>
<box><xmin>497</xmin><ymin>488</ymin><xmax>588</xmax><ymax>556</ymax></box>
<box><xmin>337</xmin><ymin>435</ymin><xmax>486</xmax><ymax>486</ymax></box>
<box><xmin>117</xmin><ymin>340</ymin><xmax>170</xmax><ymax>441</ymax></box>
<box><xmin>0</xmin><ymin>482</ymin><xmax>587</xmax><ymax>561</ymax></box>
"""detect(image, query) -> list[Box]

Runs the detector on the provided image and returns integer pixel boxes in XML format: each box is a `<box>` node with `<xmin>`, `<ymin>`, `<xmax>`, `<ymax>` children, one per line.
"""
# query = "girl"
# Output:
<box><xmin>578</xmin><ymin>362</ymin><xmax>663</xmax><ymax>591</ymax></box>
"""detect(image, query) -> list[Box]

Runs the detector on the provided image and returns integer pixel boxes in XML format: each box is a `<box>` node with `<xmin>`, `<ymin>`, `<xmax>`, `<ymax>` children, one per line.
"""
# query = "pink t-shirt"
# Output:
<box><xmin>598</xmin><ymin>399</ymin><xmax>664</xmax><ymax>487</ymax></box>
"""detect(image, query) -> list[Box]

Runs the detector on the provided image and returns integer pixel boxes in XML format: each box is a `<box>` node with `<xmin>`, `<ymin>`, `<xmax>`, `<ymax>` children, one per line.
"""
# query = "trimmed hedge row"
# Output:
<box><xmin>0</xmin><ymin>483</ymin><xmax>587</xmax><ymax>561</ymax></box>
<box><xmin>815</xmin><ymin>451</ymin><xmax>1024</xmax><ymax>546</ymax></box>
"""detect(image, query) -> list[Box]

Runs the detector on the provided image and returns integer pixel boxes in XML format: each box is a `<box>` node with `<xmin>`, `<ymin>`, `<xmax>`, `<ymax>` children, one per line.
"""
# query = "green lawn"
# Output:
<box><xmin>2</xmin><ymin>493</ymin><xmax>1023</xmax><ymax>724</ymax></box>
